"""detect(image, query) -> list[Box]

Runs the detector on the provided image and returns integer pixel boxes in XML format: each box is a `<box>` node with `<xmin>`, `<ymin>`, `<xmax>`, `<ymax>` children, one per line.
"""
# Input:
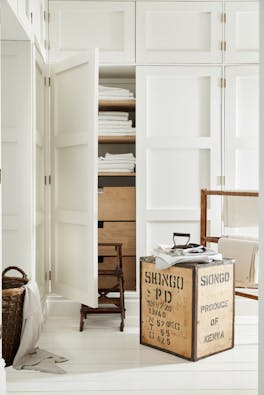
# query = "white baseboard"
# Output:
<box><xmin>47</xmin><ymin>292</ymin><xmax>139</xmax><ymax>319</ymax></box>
<box><xmin>0</xmin><ymin>358</ymin><xmax>6</xmax><ymax>395</ymax></box>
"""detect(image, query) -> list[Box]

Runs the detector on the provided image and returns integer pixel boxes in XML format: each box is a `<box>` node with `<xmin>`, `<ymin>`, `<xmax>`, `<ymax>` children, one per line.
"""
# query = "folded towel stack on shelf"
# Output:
<box><xmin>98</xmin><ymin>153</ymin><xmax>136</xmax><ymax>173</ymax></box>
<box><xmin>99</xmin><ymin>85</ymin><xmax>134</xmax><ymax>101</ymax></box>
<box><xmin>99</xmin><ymin>111</ymin><xmax>136</xmax><ymax>136</ymax></box>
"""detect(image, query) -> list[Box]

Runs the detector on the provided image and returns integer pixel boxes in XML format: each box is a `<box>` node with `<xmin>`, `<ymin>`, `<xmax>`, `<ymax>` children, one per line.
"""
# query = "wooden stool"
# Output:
<box><xmin>80</xmin><ymin>243</ymin><xmax>126</xmax><ymax>332</ymax></box>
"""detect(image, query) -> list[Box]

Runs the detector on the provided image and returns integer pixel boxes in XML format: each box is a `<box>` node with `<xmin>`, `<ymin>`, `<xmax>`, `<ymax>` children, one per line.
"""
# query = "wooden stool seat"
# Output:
<box><xmin>80</xmin><ymin>242</ymin><xmax>126</xmax><ymax>332</ymax></box>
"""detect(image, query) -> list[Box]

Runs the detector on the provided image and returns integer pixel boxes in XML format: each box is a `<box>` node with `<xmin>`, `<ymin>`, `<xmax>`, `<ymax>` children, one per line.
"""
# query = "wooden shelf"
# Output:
<box><xmin>98</xmin><ymin>172</ymin><xmax>136</xmax><ymax>177</ymax></box>
<box><xmin>99</xmin><ymin>99</ymin><xmax>136</xmax><ymax>111</ymax></box>
<box><xmin>98</xmin><ymin>135</ymin><xmax>136</xmax><ymax>144</ymax></box>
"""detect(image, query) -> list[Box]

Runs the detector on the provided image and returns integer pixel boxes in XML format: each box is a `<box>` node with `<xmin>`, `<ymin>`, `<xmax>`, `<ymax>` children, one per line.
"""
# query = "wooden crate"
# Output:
<box><xmin>140</xmin><ymin>257</ymin><xmax>234</xmax><ymax>361</ymax></box>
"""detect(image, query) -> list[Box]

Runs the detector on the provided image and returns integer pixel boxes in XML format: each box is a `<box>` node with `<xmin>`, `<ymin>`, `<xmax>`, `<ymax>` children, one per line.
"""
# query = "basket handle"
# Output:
<box><xmin>2</xmin><ymin>266</ymin><xmax>28</xmax><ymax>280</ymax></box>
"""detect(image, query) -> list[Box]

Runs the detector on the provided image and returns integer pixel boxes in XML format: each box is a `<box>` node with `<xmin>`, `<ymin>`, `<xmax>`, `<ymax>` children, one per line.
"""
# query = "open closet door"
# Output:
<box><xmin>51</xmin><ymin>50</ymin><xmax>99</xmax><ymax>307</ymax></box>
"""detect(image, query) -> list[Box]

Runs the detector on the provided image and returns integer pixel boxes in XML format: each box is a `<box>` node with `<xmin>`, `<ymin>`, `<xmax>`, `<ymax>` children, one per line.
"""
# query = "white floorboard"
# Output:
<box><xmin>6</xmin><ymin>314</ymin><xmax>258</xmax><ymax>395</ymax></box>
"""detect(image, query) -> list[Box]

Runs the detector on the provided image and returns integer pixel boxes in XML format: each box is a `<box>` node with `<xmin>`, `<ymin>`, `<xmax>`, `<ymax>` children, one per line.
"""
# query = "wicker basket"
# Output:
<box><xmin>2</xmin><ymin>266</ymin><xmax>29</xmax><ymax>367</ymax></box>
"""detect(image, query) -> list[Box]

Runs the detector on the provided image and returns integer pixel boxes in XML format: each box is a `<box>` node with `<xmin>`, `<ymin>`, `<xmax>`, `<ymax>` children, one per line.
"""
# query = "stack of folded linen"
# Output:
<box><xmin>98</xmin><ymin>111</ymin><xmax>135</xmax><ymax>136</ymax></box>
<box><xmin>99</xmin><ymin>85</ymin><xmax>134</xmax><ymax>101</ymax></box>
<box><xmin>98</xmin><ymin>153</ymin><xmax>136</xmax><ymax>173</ymax></box>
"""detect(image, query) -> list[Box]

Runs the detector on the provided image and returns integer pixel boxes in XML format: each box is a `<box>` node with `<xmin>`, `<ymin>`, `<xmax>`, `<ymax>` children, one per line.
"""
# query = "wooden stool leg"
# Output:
<box><xmin>80</xmin><ymin>306</ymin><xmax>85</xmax><ymax>332</ymax></box>
<box><xmin>119</xmin><ymin>275</ymin><xmax>125</xmax><ymax>332</ymax></box>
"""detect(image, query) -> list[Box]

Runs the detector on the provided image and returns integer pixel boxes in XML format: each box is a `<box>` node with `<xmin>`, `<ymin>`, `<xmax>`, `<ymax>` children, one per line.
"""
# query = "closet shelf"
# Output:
<box><xmin>98</xmin><ymin>172</ymin><xmax>136</xmax><ymax>177</ymax></box>
<box><xmin>99</xmin><ymin>99</ymin><xmax>136</xmax><ymax>111</ymax></box>
<box><xmin>98</xmin><ymin>135</ymin><xmax>136</xmax><ymax>144</ymax></box>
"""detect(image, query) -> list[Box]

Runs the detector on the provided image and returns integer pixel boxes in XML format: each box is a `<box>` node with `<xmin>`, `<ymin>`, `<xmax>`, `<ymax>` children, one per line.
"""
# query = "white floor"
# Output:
<box><xmin>6</xmin><ymin>313</ymin><xmax>258</xmax><ymax>395</ymax></box>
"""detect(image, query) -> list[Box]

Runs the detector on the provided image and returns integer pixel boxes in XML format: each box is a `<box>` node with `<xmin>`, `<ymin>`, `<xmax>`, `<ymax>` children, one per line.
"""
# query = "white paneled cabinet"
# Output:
<box><xmin>225</xmin><ymin>2</ymin><xmax>259</xmax><ymax>63</ymax></box>
<box><xmin>34</xmin><ymin>48</ymin><xmax>49</xmax><ymax>299</ymax></box>
<box><xmin>49</xmin><ymin>1</ymin><xmax>135</xmax><ymax>64</ymax></box>
<box><xmin>1</xmin><ymin>41</ymin><xmax>34</xmax><ymax>276</ymax></box>
<box><xmin>51</xmin><ymin>52</ymin><xmax>99</xmax><ymax>307</ymax></box>
<box><xmin>18</xmin><ymin>0</ymin><xmax>31</xmax><ymax>36</ymax></box>
<box><xmin>136</xmin><ymin>66</ymin><xmax>222</xmax><ymax>256</ymax></box>
<box><xmin>136</xmin><ymin>2</ymin><xmax>222</xmax><ymax>64</ymax></box>
<box><xmin>224</xmin><ymin>66</ymin><xmax>259</xmax><ymax>190</ymax></box>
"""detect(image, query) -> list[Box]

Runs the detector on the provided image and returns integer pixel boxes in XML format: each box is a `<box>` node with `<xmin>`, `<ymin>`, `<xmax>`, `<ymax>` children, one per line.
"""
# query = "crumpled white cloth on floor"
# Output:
<box><xmin>14</xmin><ymin>347</ymin><xmax>68</xmax><ymax>374</ymax></box>
<box><xmin>13</xmin><ymin>280</ymin><xmax>68</xmax><ymax>374</ymax></box>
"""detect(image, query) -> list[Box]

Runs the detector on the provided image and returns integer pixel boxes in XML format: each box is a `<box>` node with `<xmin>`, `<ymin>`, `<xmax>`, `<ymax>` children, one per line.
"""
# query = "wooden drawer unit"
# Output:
<box><xmin>98</xmin><ymin>256</ymin><xmax>136</xmax><ymax>291</ymax></box>
<box><xmin>98</xmin><ymin>187</ymin><xmax>135</xmax><ymax>221</ymax></box>
<box><xmin>98</xmin><ymin>222</ymin><xmax>136</xmax><ymax>256</ymax></box>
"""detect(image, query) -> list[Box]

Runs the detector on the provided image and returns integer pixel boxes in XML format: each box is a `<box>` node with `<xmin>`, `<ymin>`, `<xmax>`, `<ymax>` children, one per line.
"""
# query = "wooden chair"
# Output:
<box><xmin>200</xmin><ymin>189</ymin><xmax>259</xmax><ymax>301</ymax></box>
<box><xmin>80</xmin><ymin>242</ymin><xmax>126</xmax><ymax>332</ymax></box>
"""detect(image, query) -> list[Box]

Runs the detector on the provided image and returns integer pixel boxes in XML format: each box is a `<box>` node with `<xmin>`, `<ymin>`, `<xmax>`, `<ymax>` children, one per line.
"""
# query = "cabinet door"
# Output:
<box><xmin>136</xmin><ymin>2</ymin><xmax>222</xmax><ymax>64</ymax></box>
<box><xmin>49</xmin><ymin>1</ymin><xmax>135</xmax><ymax>64</ymax></box>
<box><xmin>30</xmin><ymin>0</ymin><xmax>45</xmax><ymax>54</ymax></box>
<box><xmin>51</xmin><ymin>51</ymin><xmax>99</xmax><ymax>307</ymax></box>
<box><xmin>224</xmin><ymin>66</ymin><xmax>259</xmax><ymax>190</ymax></box>
<box><xmin>33</xmin><ymin>47</ymin><xmax>49</xmax><ymax>299</ymax></box>
<box><xmin>225</xmin><ymin>2</ymin><xmax>259</xmax><ymax>63</ymax></box>
<box><xmin>18</xmin><ymin>0</ymin><xmax>31</xmax><ymax>36</ymax></box>
<box><xmin>1</xmin><ymin>41</ymin><xmax>34</xmax><ymax>276</ymax></box>
<box><xmin>136</xmin><ymin>66</ymin><xmax>222</xmax><ymax>257</ymax></box>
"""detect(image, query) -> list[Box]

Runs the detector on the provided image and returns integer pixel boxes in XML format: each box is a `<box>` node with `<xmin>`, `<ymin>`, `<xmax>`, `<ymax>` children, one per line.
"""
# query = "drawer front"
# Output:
<box><xmin>98</xmin><ymin>256</ymin><xmax>136</xmax><ymax>291</ymax></box>
<box><xmin>98</xmin><ymin>187</ymin><xmax>135</xmax><ymax>221</ymax></box>
<box><xmin>49</xmin><ymin>1</ymin><xmax>135</xmax><ymax>63</ymax></box>
<box><xmin>98</xmin><ymin>222</ymin><xmax>136</xmax><ymax>256</ymax></box>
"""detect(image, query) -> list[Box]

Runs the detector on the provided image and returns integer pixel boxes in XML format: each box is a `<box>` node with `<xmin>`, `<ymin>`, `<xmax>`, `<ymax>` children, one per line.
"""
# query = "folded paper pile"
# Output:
<box><xmin>154</xmin><ymin>243</ymin><xmax>222</xmax><ymax>270</ymax></box>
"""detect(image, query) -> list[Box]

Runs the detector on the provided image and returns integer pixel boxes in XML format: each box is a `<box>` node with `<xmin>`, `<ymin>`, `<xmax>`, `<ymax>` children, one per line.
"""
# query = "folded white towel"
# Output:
<box><xmin>105</xmin><ymin>153</ymin><xmax>134</xmax><ymax>159</ymax></box>
<box><xmin>99</xmin><ymin>113</ymin><xmax>129</xmax><ymax>121</ymax></box>
<box><xmin>222</xmin><ymin>196</ymin><xmax>258</xmax><ymax>227</ymax></box>
<box><xmin>99</xmin><ymin>129</ymin><xmax>136</xmax><ymax>136</ymax></box>
<box><xmin>99</xmin><ymin>96</ymin><xmax>134</xmax><ymax>101</ymax></box>
<box><xmin>99</xmin><ymin>85</ymin><xmax>131</xmax><ymax>93</ymax></box>
<box><xmin>99</xmin><ymin>111</ymin><xmax>129</xmax><ymax>117</ymax></box>
<box><xmin>218</xmin><ymin>237</ymin><xmax>259</xmax><ymax>287</ymax></box>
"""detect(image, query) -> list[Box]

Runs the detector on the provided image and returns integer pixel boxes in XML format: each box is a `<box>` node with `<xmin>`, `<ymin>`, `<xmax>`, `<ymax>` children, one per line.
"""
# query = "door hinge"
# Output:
<box><xmin>221</xmin><ymin>78</ymin><xmax>226</xmax><ymax>88</ymax></box>
<box><xmin>221</xmin><ymin>41</ymin><xmax>227</xmax><ymax>51</ymax></box>
<box><xmin>221</xmin><ymin>13</ymin><xmax>227</xmax><ymax>23</ymax></box>
<box><xmin>217</xmin><ymin>176</ymin><xmax>226</xmax><ymax>186</ymax></box>
<box><xmin>30</xmin><ymin>11</ymin><xmax>33</xmax><ymax>24</ymax></box>
<box><xmin>45</xmin><ymin>175</ymin><xmax>51</xmax><ymax>185</ymax></box>
<box><xmin>49</xmin><ymin>175</ymin><xmax>51</xmax><ymax>185</ymax></box>
<box><xmin>48</xmin><ymin>77</ymin><xmax>51</xmax><ymax>87</ymax></box>
<box><xmin>44</xmin><ymin>10</ymin><xmax>50</xmax><ymax>22</ymax></box>
<box><xmin>49</xmin><ymin>270</ymin><xmax>52</xmax><ymax>281</ymax></box>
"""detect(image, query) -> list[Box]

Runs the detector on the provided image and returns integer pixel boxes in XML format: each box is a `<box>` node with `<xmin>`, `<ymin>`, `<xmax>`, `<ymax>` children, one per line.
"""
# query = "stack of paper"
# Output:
<box><xmin>98</xmin><ymin>153</ymin><xmax>136</xmax><ymax>173</ymax></box>
<box><xmin>99</xmin><ymin>85</ymin><xmax>134</xmax><ymax>101</ymax></box>
<box><xmin>98</xmin><ymin>111</ymin><xmax>135</xmax><ymax>136</ymax></box>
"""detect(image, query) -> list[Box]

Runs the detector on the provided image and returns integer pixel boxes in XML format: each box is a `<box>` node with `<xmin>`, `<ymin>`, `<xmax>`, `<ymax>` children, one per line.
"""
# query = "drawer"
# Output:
<box><xmin>98</xmin><ymin>256</ymin><xmax>136</xmax><ymax>291</ymax></box>
<box><xmin>98</xmin><ymin>187</ymin><xmax>135</xmax><ymax>221</ymax></box>
<box><xmin>98</xmin><ymin>222</ymin><xmax>136</xmax><ymax>256</ymax></box>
